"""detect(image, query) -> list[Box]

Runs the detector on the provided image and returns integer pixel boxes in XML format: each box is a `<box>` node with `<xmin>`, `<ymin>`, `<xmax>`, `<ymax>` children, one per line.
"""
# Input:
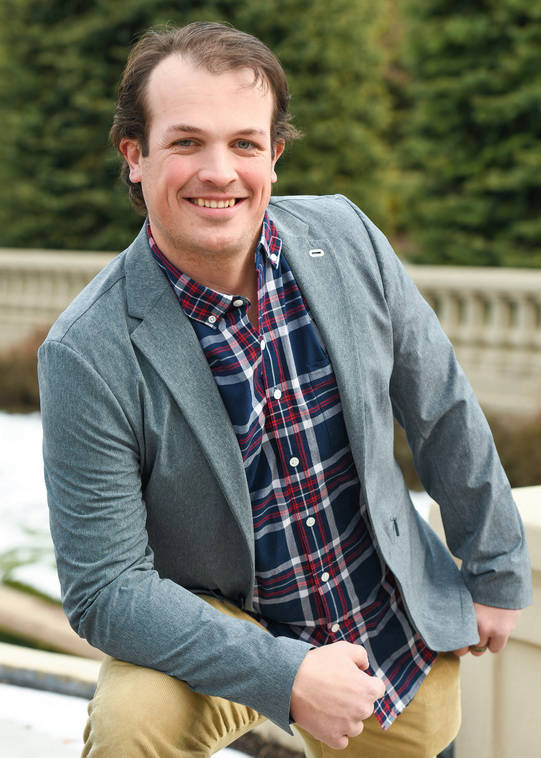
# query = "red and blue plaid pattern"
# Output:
<box><xmin>147</xmin><ymin>214</ymin><xmax>436</xmax><ymax>729</ymax></box>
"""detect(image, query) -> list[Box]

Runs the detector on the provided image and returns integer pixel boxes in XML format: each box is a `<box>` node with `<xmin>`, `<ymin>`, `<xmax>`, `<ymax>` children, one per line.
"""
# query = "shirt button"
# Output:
<box><xmin>321</xmin><ymin>571</ymin><xmax>330</xmax><ymax>583</ymax></box>
<box><xmin>207</xmin><ymin>314</ymin><xmax>217</xmax><ymax>324</ymax></box>
<box><xmin>331</xmin><ymin>623</ymin><xmax>340</xmax><ymax>633</ymax></box>
<box><xmin>289</xmin><ymin>456</ymin><xmax>300</xmax><ymax>467</ymax></box>
<box><xmin>273</xmin><ymin>388</ymin><xmax>282</xmax><ymax>400</ymax></box>
<box><xmin>260</xmin><ymin>339</ymin><xmax>266</xmax><ymax>350</ymax></box>
<box><xmin>232</xmin><ymin>298</ymin><xmax>244</xmax><ymax>307</ymax></box>
<box><xmin>270</xmin><ymin>253</ymin><xmax>278</xmax><ymax>263</ymax></box>
<box><xmin>306</xmin><ymin>516</ymin><xmax>316</xmax><ymax>527</ymax></box>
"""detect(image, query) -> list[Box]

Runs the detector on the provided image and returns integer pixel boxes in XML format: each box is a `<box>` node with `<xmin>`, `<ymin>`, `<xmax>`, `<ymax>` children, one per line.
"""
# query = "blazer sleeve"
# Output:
<box><xmin>38</xmin><ymin>338</ymin><xmax>311</xmax><ymax>733</ymax></box>
<box><xmin>341</xmin><ymin>196</ymin><xmax>532</xmax><ymax>610</ymax></box>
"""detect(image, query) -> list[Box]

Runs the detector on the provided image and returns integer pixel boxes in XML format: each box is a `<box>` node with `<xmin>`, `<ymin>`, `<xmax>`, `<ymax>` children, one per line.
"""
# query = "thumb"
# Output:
<box><xmin>349</xmin><ymin>643</ymin><xmax>369</xmax><ymax>671</ymax></box>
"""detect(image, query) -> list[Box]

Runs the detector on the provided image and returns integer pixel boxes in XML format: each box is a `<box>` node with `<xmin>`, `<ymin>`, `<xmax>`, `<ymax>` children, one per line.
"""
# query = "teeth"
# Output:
<box><xmin>193</xmin><ymin>198</ymin><xmax>236</xmax><ymax>208</ymax></box>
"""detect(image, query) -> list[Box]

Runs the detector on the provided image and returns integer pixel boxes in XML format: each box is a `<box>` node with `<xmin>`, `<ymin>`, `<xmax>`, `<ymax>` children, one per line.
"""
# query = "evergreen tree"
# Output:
<box><xmin>377</xmin><ymin>0</ymin><xmax>412</xmax><ymax>242</ymax></box>
<box><xmin>0</xmin><ymin>0</ymin><xmax>391</xmax><ymax>250</ymax></box>
<box><xmin>402</xmin><ymin>0</ymin><xmax>541</xmax><ymax>267</ymax></box>
<box><xmin>234</xmin><ymin>0</ymin><xmax>392</xmax><ymax>227</ymax></box>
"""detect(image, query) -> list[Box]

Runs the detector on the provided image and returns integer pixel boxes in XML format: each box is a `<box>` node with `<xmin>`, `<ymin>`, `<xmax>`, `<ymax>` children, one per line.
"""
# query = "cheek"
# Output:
<box><xmin>246</xmin><ymin>166</ymin><xmax>275</xmax><ymax>197</ymax></box>
<box><xmin>162</xmin><ymin>158</ymin><xmax>191</xmax><ymax>190</ymax></box>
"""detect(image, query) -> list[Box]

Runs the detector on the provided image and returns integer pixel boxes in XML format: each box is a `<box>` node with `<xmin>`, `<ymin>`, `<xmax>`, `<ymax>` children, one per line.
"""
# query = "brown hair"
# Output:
<box><xmin>110</xmin><ymin>21</ymin><xmax>300</xmax><ymax>214</ymax></box>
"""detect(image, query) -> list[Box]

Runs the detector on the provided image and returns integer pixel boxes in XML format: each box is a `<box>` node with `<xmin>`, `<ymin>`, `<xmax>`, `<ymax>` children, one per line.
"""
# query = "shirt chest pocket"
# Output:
<box><xmin>290</xmin><ymin>316</ymin><xmax>330</xmax><ymax>375</ymax></box>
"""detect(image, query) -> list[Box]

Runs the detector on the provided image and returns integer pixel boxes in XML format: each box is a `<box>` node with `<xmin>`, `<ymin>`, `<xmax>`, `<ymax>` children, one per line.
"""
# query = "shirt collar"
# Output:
<box><xmin>260</xmin><ymin>212</ymin><xmax>282</xmax><ymax>268</ymax></box>
<box><xmin>146</xmin><ymin>211</ymin><xmax>281</xmax><ymax>328</ymax></box>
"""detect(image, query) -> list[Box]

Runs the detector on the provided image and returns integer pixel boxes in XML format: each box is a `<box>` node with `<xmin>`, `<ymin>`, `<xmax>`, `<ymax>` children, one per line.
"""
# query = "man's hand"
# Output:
<box><xmin>453</xmin><ymin>602</ymin><xmax>522</xmax><ymax>657</ymax></box>
<box><xmin>290</xmin><ymin>641</ymin><xmax>386</xmax><ymax>750</ymax></box>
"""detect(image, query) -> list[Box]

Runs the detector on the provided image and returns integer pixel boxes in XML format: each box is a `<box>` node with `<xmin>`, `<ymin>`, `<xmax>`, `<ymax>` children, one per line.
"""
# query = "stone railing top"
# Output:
<box><xmin>404</xmin><ymin>263</ymin><xmax>541</xmax><ymax>294</ymax></box>
<box><xmin>0</xmin><ymin>248</ymin><xmax>115</xmax><ymax>271</ymax></box>
<box><xmin>3</xmin><ymin>249</ymin><xmax>540</xmax><ymax>291</ymax></box>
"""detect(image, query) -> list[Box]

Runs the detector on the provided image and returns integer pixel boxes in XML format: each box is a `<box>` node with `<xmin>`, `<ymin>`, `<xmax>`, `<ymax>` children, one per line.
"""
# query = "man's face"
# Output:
<box><xmin>121</xmin><ymin>55</ymin><xmax>284</xmax><ymax>266</ymax></box>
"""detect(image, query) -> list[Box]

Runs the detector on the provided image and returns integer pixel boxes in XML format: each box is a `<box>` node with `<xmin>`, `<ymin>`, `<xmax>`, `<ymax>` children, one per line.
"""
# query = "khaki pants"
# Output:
<box><xmin>83</xmin><ymin>596</ymin><xmax>460</xmax><ymax>758</ymax></box>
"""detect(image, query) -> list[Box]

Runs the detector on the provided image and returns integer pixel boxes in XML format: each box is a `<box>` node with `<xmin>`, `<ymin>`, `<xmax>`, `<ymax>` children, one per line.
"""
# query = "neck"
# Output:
<box><xmin>170</xmin><ymin>246</ymin><xmax>256</xmax><ymax>296</ymax></box>
<box><xmin>149</xmin><ymin>218</ymin><xmax>262</xmax><ymax>298</ymax></box>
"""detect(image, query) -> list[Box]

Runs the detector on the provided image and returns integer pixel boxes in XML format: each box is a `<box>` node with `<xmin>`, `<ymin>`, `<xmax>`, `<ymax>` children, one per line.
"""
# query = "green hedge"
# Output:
<box><xmin>2</xmin><ymin>1</ymin><xmax>540</xmax><ymax>265</ymax></box>
<box><xmin>0</xmin><ymin>329</ymin><xmax>45</xmax><ymax>413</ymax></box>
<box><xmin>402</xmin><ymin>0</ymin><xmax>541</xmax><ymax>267</ymax></box>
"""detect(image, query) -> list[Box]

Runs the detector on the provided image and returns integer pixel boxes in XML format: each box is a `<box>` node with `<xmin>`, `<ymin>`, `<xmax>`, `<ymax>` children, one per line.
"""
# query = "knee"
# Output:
<box><xmin>82</xmin><ymin>661</ymin><xmax>194</xmax><ymax>757</ymax></box>
<box><xmin>83</xmin><ymin>687</ymin><xmax>159</xmax><ymax>757</ymax></box>
<box><xmin>83</xmin><ymin>656</ymin><xmax>264</xmax><ymax>757</ymax></box>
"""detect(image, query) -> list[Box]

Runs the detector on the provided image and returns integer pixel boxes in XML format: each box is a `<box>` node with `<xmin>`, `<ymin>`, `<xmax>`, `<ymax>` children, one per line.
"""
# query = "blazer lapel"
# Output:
<box><xmin>276</xmin><ymin>218</ymin><xmax>368</xmax><ymax>484</ymax></box>
<box><xmin>124</xmin><ymin>228</ymin><xmax>254</xmax><ymax>551</ymax></box>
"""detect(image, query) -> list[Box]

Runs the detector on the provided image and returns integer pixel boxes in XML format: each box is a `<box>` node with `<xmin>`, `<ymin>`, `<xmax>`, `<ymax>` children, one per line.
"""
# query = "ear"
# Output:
<box><xmin>119</xmin><ymin>138</ymin><xmax>143</xmax><ymax>183</ymax></box>
<box><xmin>271</xmin><ymin>141</ymin><xmax>285</xmax><ymax>184</ymax></box>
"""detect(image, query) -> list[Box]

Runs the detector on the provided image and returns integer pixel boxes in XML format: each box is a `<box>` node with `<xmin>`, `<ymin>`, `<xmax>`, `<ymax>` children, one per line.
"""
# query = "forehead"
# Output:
<box><xmin>144</xmin><ymin>55</ymin><xmax>274</xmax><ymax>135</ymax></box>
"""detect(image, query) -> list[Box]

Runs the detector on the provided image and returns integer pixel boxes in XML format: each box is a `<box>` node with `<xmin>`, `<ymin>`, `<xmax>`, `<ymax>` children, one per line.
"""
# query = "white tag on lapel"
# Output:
<box><xmin>309</xmin><ymin>249</ymin><xmax>325</xmax><ymax>257</ymax></box>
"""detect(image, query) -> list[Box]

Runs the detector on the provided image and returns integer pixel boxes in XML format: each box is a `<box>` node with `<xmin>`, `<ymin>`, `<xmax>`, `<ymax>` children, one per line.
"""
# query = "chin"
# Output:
<box><xmin>203</xmin><ymin>234</ymin><xmax>247</xmax><ymax>254</ymax></box>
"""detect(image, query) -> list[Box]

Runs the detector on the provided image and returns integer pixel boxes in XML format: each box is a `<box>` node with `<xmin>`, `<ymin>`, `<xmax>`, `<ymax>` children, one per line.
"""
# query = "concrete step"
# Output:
<box><xmin>0</xmin><ymin>585</ymin><xmax>103</xmax><ymax>660</ymax></box>
<box><xmin>0</xmin><ymin>641</ymin><xmax>100</xmax><ymax>699</ymax></box>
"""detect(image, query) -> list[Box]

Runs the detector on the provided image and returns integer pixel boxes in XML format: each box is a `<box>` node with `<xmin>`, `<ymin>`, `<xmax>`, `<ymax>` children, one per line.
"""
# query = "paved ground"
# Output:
<box><xmin>0</xmin><ymin>683</ymin><xmax>248</xmax><ymax>757</ymax></box>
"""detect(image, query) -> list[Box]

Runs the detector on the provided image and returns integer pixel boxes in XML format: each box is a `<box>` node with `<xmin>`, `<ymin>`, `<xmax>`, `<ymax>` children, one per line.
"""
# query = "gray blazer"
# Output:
<box><xmin>38</xmin><ymin>195</ymin><xmax>531</xmax><ymax>733</ymax></box>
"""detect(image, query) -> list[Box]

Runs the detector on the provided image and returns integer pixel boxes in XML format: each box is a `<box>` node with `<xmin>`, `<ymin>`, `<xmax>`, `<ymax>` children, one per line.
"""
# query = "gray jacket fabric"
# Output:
<box><xmin>38</xmin><ymin>195</ymin><xmax>531</xmax><ymax>733</ymax></box>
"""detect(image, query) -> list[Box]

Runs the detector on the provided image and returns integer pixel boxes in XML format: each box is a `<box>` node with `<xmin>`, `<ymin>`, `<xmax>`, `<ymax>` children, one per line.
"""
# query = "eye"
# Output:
<box><xmin>172</xmin><ymin>138</ymin><xmax>196</xmax><ymax>148</ymax></box>
<box><xmin>235</xmin><ymin>139</ymin><xmax>257</xmax><ymax>151</ymax></box>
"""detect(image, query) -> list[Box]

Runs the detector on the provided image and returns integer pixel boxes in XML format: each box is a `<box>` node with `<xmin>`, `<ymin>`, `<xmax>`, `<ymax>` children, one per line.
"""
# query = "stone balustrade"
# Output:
<box><xmin>410</xmin><ymin>266</ymin><xmax>541</xmax><ymax>350</ymax></box>
<box><xmin>1</xmin><ymin>248</ymin><xmax>540</xmax><ymax>414</ymax></box>
<box><xmin>0</xmin><ymin>249</ymin><xmax>114</xmax><ymax>352</ymax></box>
<box><xmin>407</xmin><ymin>265</ymin><xmax>541</xmax><ymax>415</ymax></box>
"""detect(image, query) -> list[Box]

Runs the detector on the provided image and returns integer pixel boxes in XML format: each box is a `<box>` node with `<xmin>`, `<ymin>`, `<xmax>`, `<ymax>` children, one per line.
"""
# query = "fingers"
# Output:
<box><xmin>472</xmin><ymin>603</ymin><xmax>522</xmax><ymax>656</ymax></box>
<box><xmin>290</xmin><ymin>640</ymin><xmax>385</xmax><ymax>748</ymax></box>
<box><xmin>348</xmin><ymin>642</ymin><xmax>369</xmax><ymax>671</ymax></box>
<box><xmin>326</xmin><ymin>720</ymin><xmax>365</xmax><ymax>750</ymax></box>
<box><xmin>456</xmin><ymin>633</ymin><xmax>507</xmax><ymax>657</ymax></box>
<box><xmin>469</xmin><ymin>643</ymin><xmax>489</xmax><ymax>656</ymax></box>
<box><xmin>487</xmin><ymin>633</ymin><xmax>507</xmax><ymax>654</ymax></box>
<box><xmin>454</xmin><ymin>641</ymin><xmax>490</xmax><ymax>656</ymax></box>
<box><xmin>372</xmin><ymin>674</ymin><xmax>386</xmax><ymax>700</ymax></box>
<box><xmin>331</xmin><ymin>735</ymin><xmax>349</xmax><ymax>750</ymax></box>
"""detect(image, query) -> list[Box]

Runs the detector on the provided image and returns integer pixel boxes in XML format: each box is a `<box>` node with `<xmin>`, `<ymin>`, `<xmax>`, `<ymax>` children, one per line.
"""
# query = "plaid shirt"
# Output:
<box><xmin>148</xmin><ymin>214</ymin><xmax>436</xmax><ymax>729</ymax></box>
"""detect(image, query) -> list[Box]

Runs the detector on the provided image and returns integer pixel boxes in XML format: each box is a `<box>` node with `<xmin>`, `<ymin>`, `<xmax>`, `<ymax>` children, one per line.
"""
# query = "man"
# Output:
<box><xmin>38</xmin><ymin>22</ymin><xmax>531</xmax><ymax>758</ymax></box>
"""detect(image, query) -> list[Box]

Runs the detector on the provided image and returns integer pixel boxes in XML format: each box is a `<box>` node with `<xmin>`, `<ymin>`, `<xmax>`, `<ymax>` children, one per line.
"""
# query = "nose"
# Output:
<box><xmin>197</xmin><ymin>146</ymin><xmax>237</xmax><ymax>188</ymax></box>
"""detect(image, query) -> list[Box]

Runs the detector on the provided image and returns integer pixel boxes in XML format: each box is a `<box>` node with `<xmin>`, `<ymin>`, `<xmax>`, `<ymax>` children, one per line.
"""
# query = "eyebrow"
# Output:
<box><xmin>163</xmin><ymin>124</ymin><xmax>267</xmax><ymax>138</ymax></box>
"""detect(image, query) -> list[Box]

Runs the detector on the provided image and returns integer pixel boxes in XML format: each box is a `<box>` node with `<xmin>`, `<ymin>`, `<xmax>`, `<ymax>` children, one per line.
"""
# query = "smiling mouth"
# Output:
<box><xmin>187</xmin><ymin>198</ymin><xmax>239</xmax><ymax>209</ymax></box>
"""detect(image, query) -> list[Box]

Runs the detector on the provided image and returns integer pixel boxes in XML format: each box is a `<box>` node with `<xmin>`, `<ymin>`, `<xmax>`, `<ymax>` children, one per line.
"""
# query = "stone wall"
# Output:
<box><xmin>429</xmin><ymin>486</ymin><xmax>541</xmax><ymax>758</ymax></box>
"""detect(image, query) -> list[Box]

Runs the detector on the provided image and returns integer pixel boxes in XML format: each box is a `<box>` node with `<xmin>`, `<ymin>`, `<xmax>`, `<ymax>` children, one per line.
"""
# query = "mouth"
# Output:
<box><xmin>187</xmin><ymin>197</ymin><xmax>241</xmax><ymax>209</ymax></box>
